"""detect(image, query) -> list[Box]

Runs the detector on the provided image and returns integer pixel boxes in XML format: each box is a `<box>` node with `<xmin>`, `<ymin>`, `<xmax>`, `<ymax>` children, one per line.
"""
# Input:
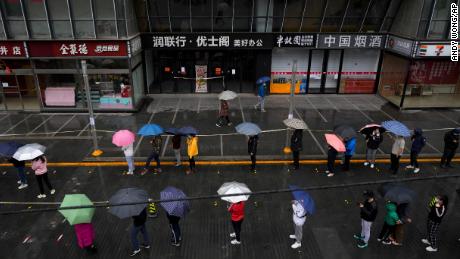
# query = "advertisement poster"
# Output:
<box><xmin>195</xmin><ymin>65</ymin><xmax>208</xmax><ymax>93</ymax></box>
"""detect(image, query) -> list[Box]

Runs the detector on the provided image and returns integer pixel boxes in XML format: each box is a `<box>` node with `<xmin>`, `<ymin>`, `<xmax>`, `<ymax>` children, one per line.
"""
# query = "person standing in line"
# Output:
<box><xmin>74</xmin><ymin>223</ymin><xmax>97</xmax><ymax>254</ymax></box>
<box><xmin>172</xmin><ymin>134</ymin><xmax>181</xmax><ymax>167</ymax></box>
<box><xmin>377</xmin><ymin>202</ymin><xmax>402</xmax><ymax>244</ymax></box>
<box><xmin>440</xmin><ymin>128</ymin><xmax>460</xmax><ymax>168</ymax></box>
<box><xmin>142</xmin><ymin>135</ymin><xmax>162</xmax><ymax>175</ymax></box>
<box><xmin>254</xmin><ymin>82</ymin><xmax>266</xmax><ymax>112</ymax></box>
<box><xmin>9</xmin><ymin>157</ymin><xmax>27</xmax><ymax>189</ymax></box>
<box><xmin>228</xmin><ymin>201</ymin><xmax>245</xmax><ymax>245</ymax></box>
<box><xmin>326</xmin><ymin>145</ymin><xmax>339</xmax><ymax>177</ymax></box>
<box><xmin>248</xmin><ymin>135</ymin><xmax>258</xmax><ymax>173</ymax></box>
<box><xmin>167</xmin><ymin>213</ymin><xmax>182</xmax><ymax>247</ymax></box>
<box><xmin>122</xmin><ymin>143</ymin><xmax>135</xmax><ymax>175</ymax></box>
<box><xmin>32</xmin><ymin>155</ymin><xmax>55</xmax><ymax>199</ymax></box>
<box><xmin>364</xmin><ymin>129</ymin><xmax>383</xmax><ymax>169</ymax></box>
<box><xmin>130</xmin><ymin>208</ymin><xmax>150</xmax><ymax>257</ymax></box>
<box><xmin>186</xmin><ymin>135</ymin><xmax>198</xmax><ymax>175</ymax></box>
<box><xmin>422</xmin><ymin>195</ymin><xmax>448</xmax><ymax>252</ymax></box>
<box><xmin>289</xmin><ymin>200</ymin><xmax>306</xmax><ymax>249</ymax></box>
<box><xmin>290</xmin><ymin>129</ymin><xmax>303</xmax><ymax>170</ymax></box>
<box><xmin>354</xmin><ymin>190</ymin><xmax>378</xmax><ymax>248</ymax></box>
<box><xmin>216</xmin><ymin>100</ymin><xmax>231</xmax><ymax>127</ymax></box>
<box><xmin>343</xmin><ymin>137</ymin><xmax>356</xmax><ymax>172</ymax></box>
<box><xmin>406</xmin><ymin>128</ymin><xmax>426</xmax><ymax>173</ymax></box>
<box><xmin>390</xmin><ymin>136</ymin><xmax>405</xmax><ymax>174</ymax></box>
<box><xmin>394</xmin><ymin>203</ymin><xmax>412</xmax><ymax>246</ymax></box>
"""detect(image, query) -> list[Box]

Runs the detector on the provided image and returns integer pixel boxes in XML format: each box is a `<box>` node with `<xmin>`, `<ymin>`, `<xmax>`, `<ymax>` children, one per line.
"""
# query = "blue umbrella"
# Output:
<box><xmin>138</xmin><ymin>124</ymin><xmax>164</xmax><ymax>136</ymax></box>
<box><xmin>381</xmin><ymin>120</ymin><xmax>411</xmax><ymax>137</ymax></box>
<box><xmin>165</xmin><ymin>128</ymin><xmax>179</xmax><ymax>135</ymax></box>
<box><xmin>160</xmin><ymin>186</ymin><xmax>190</xmax><ymax>218</ymax></box>
<box><xmin>178</xmin><ymin>126</ymin><xmax>198</xmax><ymax>136</ymax></box>
<box><xmin>289</xmin><ymin>185</ymin><xmax>315</xmax><ymax>215</ymax></box>
<box><xmin>0</xmin><ymin>141</ymin><xmax>23</xmax><ymax>157</ymax></box>
<box><xmin>256</xmin><ymin>76</ymin><xmax>271</xmax><ymax>85</ymax></box>
<box><xmin>235</xmin><ymin>122</ymin><xmax>261</xmax><ymax>136</ymax></box>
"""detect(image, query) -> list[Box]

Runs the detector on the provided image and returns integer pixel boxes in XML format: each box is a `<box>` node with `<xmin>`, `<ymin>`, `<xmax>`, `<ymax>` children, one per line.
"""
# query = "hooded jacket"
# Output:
<box><xmin>345</xmin><ymin>138</ymin><xmax>356</xmax><ymax>156</ymax></box>
<box><xmin>290</xmin><ymin>129</ymin><xmax>303</xmax><ymax>152</ymax></box>
<box><xmin>411</xmin><ymin>128</ymin><xmax>426</xmax><ymax>153</ymax></box>
<box><xmin>444</xmin><ymin>129</ymin><xmax>459</xmax><ymax>150</ymax></box>
<box><xmin>187</xmin><ymin>136</ymin><xmax>199</xmax><ymax>158</ymax></box>
<box><xmin>384</xmin><ymin>202</ymin><xmax>400</xmax><ymax>226</ymax></box>
<box><xmin>248</xmin><ymin>135</ymin><xmax>258</xmax><ymax>155</ymax></box>
<box><xmin>360</xmin><ymin>199</ymin><xmax>378</xmax><ymax>222</ymax></box>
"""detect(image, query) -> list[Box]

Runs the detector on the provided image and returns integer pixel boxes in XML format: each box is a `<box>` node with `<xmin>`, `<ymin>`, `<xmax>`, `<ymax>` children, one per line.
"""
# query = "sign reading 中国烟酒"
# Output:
<box><xmin>317</xmin><ymin>34</ymin><xmax>386</xmax><ymax>49</ymax></box>
<box><xmin>144</xmin><ymin>34</ymin><xmax>272</xmax><ymax>49</ymax></box>
<box><xmin>273</xmin><ymin>34</ymin><xmax>316</xmax><ymax>48</ymax></box>
<box><xmin>27</xmin><ymin>41</ymin><xmax>128</xmax><ymax>57</ymax></box>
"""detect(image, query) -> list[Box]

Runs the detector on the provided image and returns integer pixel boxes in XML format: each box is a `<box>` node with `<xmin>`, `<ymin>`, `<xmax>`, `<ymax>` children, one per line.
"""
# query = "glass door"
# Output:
<box><xmin>0</xmin><ymin>74</ymin><xmax>24</xmax><ymax>110</ymax></box>
<box><xmin>308</xmin><ymin>50</ymin><xmax>324</xmax><ymax>94</ymax></box>
<box><xmin>324</xmin><ymin>50</ymin><xmax>342</xmax><ymax>93</ymax></box>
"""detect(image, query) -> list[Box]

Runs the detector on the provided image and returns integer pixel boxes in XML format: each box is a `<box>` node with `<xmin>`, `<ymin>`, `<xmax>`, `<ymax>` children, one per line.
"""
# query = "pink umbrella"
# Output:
<box><xmin>324</xmin><ymin>134</ymin><xmax>346</xmax><ymax>152</ymax></box>
<box><xmin>112</xmin><ymin>130</ymin><xmax>135</xmax><ymax>147</ymax></box>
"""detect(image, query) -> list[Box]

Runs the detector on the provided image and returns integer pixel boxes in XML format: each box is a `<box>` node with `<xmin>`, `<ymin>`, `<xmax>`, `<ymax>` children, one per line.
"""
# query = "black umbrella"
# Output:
<box><xmin>333</xmin><ymin>124</ymin><xmax>356</xmax><ymax>141</ymax></box>
<box><xmin>378</xmin><ymin>183</ymin><xmax>416</xmax><ymax>204</ymax></box>
<box><xmin>359</xmin><ymin>124</ymin><xmax>386</xmax><ymax>136</ymax></box>
<box><xmin>109</xmin><ymin>188</ymin><xmax>149</xmax><ymax>219</ymax></box>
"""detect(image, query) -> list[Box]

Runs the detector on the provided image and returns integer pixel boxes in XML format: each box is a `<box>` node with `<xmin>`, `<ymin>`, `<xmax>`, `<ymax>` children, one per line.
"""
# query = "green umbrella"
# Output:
<box><xmin>59</xmin><ymin>194</ymin><xmax>95</xmax><ymax>225</ymax></box>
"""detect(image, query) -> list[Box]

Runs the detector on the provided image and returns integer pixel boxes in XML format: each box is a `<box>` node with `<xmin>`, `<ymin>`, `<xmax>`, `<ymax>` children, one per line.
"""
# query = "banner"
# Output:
<box><xmin>27</xmin><ymin>41</ymin><xmax>128</xmax><ymax>57</ymax></box>
<box><xmin>195</xmin><ymin>65</ymin><xmax>208</xmax><ymax>93</ymax></box>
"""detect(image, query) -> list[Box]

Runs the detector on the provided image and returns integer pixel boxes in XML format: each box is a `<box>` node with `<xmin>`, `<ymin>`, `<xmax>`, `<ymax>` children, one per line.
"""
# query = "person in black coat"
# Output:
<box><xmin>248</xmin><ymin>135</ymin><xmax>258</xmax><ymax>173</ymax></box>
<box><xmin>406</xmin><ymin>128</ymin><xmax>426</xmax><ymax>173</ymax></box>
<box><xmin>364</xmin><ymin>129</ymin><xmax>383</xmax><ymax>169</ymax></box>
<box><xmin>290</xmin><ymin>129</ymin><xmax>303</xmax><ymax>170</ymax></box>
<box><xmin>440</xmin><ymin>128</ymin><xmax>460</xmax><ymax>168</ymax></box>
<box><xmin>354</xmin><ymin>190</ymin><xmax>378</xmax><ymax>248</ymax></box>
<box><xmin>422</xmin><ymin>195</ymin><xmax>448</xmax><ymax>252</ymax></box>
<box><xmin>130</xmin><ymin>208</ymin><xmax>150</xmax><ymax>256</ymax></box>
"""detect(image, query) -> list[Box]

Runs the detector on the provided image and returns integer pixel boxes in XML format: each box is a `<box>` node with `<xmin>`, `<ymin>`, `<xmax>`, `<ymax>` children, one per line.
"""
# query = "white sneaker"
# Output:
<box><xmin>426</xmin><ymin>246</ymin><xmax>437</xmax><ymax>252</ymax></box>
<box><xmin>364</xmin><ymin>162</ymin><xmax>369</xmax><ymax>166</ymax></box>
<box><xmin>231</xmin><ymin>239</ymin><xmax>241</xmax><ymax>245</ymax></box>
<box><xmin>370</xmin><ymin>164</ymin><xmax>375</xmax><ymax>168</ymax></box>
<box><xmin>261</xmin><ymin>109</ymin><xmax>266</xmax><ymax>112</ymax></box>
<box><xmin>175</xmin><ymin>163</ymin><xmax>181</xmax><ymax>167</ymax></box>
<box><xmin>126</xmin><ymin>171</ymin><xmax>134</xmax><ymax>175</ymax></box>
<box><xmin>230</xmin><ymin>232</ymin><xmax>236</xmax><ymax>238</ymax></box>
<box><xmin>327</xmin><ymin>173</ymin><xmax>334</xmax><ymax>177</ymax></box>
<box><xmin>254</xmin><ymin>105</ymin><xmax>258</xmax><ymax>110</ymax></box>
<box><xmin>291</xmin><ymin>242</ymin><xmax>301</xmax><ymax>249</ymax></box>
<box><xmin>406</xmin><ymin>165</ymin><xmax>414</xmax><ymax>169</ymax></box>
<box><xmin>18</xmin><ymin>184</ymin><xmax>28</xmax><ymax>190</ymax></box>
<box><xmin>17</xmin><ymin>180</ymin><xmax>22</xmax><ymax>184</ymax></box>
<box><xmin>414</xmin><ymin>168</ymin><xmax>420</xmax><ymax>173</ymax></box>
<box><xmin>50</xmin><ymin>189</ymin><xmax>56</xmax><ymax>195</ymax></box>
<box><xmin>421</xmin><ymin>239</ymin><xmax>430</xmax><ymax>245</ymax></box>
<box><xmin>289</xmin><ymin>235</ymin><xmax>296</xmax><ymax>239</ymax></box>
<box><xmin>37</xmin><ymin>194</ymin><xmax>46</xmax><ymax>199</ymax></box>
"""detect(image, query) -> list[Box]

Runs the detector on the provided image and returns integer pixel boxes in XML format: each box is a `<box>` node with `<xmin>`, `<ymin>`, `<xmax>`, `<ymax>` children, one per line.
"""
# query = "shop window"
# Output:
<box><xmin>90</xmin><ymin>74</ymin><xmax>133</xmax><ymax>109</ymax></box>
<box><xmin>35</xmin><ymin>60</ymin><xmax>77</xmax><ymax>69</ymax></box>
<box><xmin>339</xmin><ymin>49</ymin><xmax>379</xmax><ymax>94</ymax></box>
<box><xmin>38</xmin><ymin>74</ymin><xmax>83</xmax><ymax>108</ymax></box>
<box><xmin>377</xmin><ymin>54</ymin><xmax>410</xmax><ymax>107</ymax></box>
<box><xmin>271</xmin><ymin>48</ymin><xmax>309</xmax><ymax>94</ymax></box>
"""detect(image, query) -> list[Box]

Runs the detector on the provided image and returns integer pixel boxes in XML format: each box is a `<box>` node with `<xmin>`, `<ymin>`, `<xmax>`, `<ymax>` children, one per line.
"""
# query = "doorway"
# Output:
<box><xmin>307</xmin><ymin>50</ymin><xmax>343</xmax><ymax>94</ymax></box>
<box><xmin>0</xmin><ymin>74</ymin><xmax>40</xmax><ymax>111</ymax></box>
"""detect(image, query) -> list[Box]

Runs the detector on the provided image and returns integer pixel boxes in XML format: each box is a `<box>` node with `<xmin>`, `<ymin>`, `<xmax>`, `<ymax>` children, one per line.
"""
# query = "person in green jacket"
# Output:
<box><xmin>377</xmin><ymin>202</ymin><xmax>402</xmax><ymax>245</ymax></box>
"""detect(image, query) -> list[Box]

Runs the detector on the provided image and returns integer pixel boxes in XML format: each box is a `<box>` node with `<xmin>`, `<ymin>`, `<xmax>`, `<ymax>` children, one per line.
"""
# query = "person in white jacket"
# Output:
<box><xmin>290</xmin><ymin>200</ymin><xmax>306</xmax><ymax>249</ymax></box>
<box><xmin>122</xmin><ymin>143</ymin><xmax>135</xmax><ymax>175</ymax></box>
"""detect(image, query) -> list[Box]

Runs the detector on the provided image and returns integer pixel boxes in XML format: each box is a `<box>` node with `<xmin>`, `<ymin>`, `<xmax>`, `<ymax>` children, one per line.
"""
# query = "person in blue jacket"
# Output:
<box><xmin>254</xmin><ymin>82</ymin><xmax>266</xmax><ymax>112</ymax></box>
<box><xmin>406</xmin><ymin>128</ymin><xmax>426</xmax><ymax>173</ymax></box>
<box><xmin>343</xmin><ymin>137</ymin><xmax>356</xmax><ymax>171</ymax></box>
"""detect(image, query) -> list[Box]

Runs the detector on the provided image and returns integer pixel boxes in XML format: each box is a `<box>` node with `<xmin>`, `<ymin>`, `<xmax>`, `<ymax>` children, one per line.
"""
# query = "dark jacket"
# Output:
<box><xmin>428</xmin><ymin>205</ymin><xmax>447</xmax><ymax>223</ymax></box>
<box><xmin>290</xmin><ymin>130</ymin><xmax>303</xmax><ymax>152</ymax></box>
<box><xmin>172</xmin><ymin>135</ymin><xmax>181</xmax><ymax>149</ymax></box>
<box><xmin>327</xmin><ymin>146</ymin><xmax>338</xmax><ymax>163</ymax></box>
<box><xmin>360</xmin><ymin>199</ymin><xmax>378</xmax><ymax>222</ymax></box>
<box><xmin>444</xmin><ymin>130</ymin><xmax>459</xmax><ymax>150</ymax></box>
<box><xmin>132</xmin><ymin>208</ymin><xmax>147</xmax><ymax>227</ymax></box>
<box><xmin>219</xmin><ymin>100</ymin><xmax>229</xmax><ymax>117</ymax></box>
<box><xmin>151</xmin><ymin>136</ymin><xmax>162</xmax><ymax>153</ymax></box>
<box><xmin>8</xmin><ymin>157</ymin><xmax>25</xmax><ymax>168</ymax></box>
<box><xmin>396</xmin><ymin>203</ymin><xmax>411</xmax><ymax>223</ymax></box>
<box><xmin>411</xmin><ymin>128</ymin><xmax>426</xmax><ymax>153</ymax></box>
<box><xmin>248</xmin><ymin>135</ymin><xmax>258</xmax><ymax>155</ymax></box>
<box><xmin>366</xmin><ymin>133</ymin><xmax>383</xmax><ymax>150</ymax></box>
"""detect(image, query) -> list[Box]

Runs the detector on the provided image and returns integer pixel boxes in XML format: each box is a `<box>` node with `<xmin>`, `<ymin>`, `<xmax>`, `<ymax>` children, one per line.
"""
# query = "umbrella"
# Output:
<box><xmin>333</xmin><ymin>124</ymin><xmax>356</xmax><ymax>141</ymax></box>
<box><xmin>217</xmin><ymin>181</ymin><xmax>251</xmax><ymax>203</ymax></box>
<box><xmin>283</xmin><ymin>118</ymin><xmax>308</xmax><ymax>130</ymax></box>
<box><xmin>381</xmin><ymin>120</ymin><xmax>411</xmax><ymax>137</ymax></box>
<box><xmin>218</xmin><ymin>90</ymin><xmax>238</xmax><ymax>101</ymax></box>
<box><xmin>13</xmin><ymin>143</ymin><xmax>46</xmax><ymax>161</ymax></box>
<box><xmin>0</xmin><ymin>141</ymin><xmax>23</xmax><ymax>157</ymax></box>
<box><xmin>138</xmin><ymin>124</ymin><xmax>164</xmax><ymax>136</ymax></box>
<box><xmin>108</xmin><ymin>188</ymin><xmax>149</xmax><ymax>219</ymax></box>
<box><xmin>359</xmin><ymin>124</ymin><xmax>385</xmax><ymax>136</ymax></box>
<box><xmin>235</xmin><ymin>122</ymin><xmax>262</xmax><ymax>136</ymax></box>
<box><xmin>112</xmin><ymin>130</ymin><xmax>135</xmax><ymax>147</ymax></box>
<box><xmin>59</xmin><ymin>194</ymin><xmax>95</xmax><ymax>225</ymax></box>
<box><xmin>165</xmin><ymin>128</ymin><xmax>179</xmax><ymax>135</ymax></box>
<box><xmin>289</xmin><ymin>185</ymin><xmax>315</xmax><ymax>215</ymax></box>
<box><xmin>178</xmin><ymin>126</ymin><xmax>198</xmax><ymax>136</ymax></box>
<box><xmin>379</xmin><ymin>183</ymin><xmax>416</xmax><ymax>204</ymax></box>
<box><xmin>324</xmin><ymin>134</ymin><xmax>346</xmax><ymax>152</ymax></box>
<box><xmin>160</xmin><ymin>186</ymin><xmax>190</xmax><ymax>218</ymax></box>
<box><xmin>256</xmin><ymin>76</ymin><xmax>271</xmax><ymax>85</ymax></box>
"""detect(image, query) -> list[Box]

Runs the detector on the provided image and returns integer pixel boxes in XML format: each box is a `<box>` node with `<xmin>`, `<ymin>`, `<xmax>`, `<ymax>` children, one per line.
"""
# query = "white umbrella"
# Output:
<box><xmin>218</xmin><ymin>90</ymin><xmax>238</xmax><ymax>100</ymax></box>
<box><xmin>217</xmin><ymin>181</ymin><xmax>251</xmax><ymax>203</ymax></box>
<box><xmin>283</xmin><ymin>118</ymin><xmax>308</xmax><ymax>129</ymax></box>
<box><xmin>13</xmin><ymin>143</ymin><xmax>46</xmax><ymax>161</ymax></box>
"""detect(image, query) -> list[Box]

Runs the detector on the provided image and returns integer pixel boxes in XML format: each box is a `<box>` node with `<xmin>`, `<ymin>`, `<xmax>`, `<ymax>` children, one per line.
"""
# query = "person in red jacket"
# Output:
<box><xmin>228</xmin><ymin>201</ymin><xmax>245</xmax><ymax>245</ymax></box>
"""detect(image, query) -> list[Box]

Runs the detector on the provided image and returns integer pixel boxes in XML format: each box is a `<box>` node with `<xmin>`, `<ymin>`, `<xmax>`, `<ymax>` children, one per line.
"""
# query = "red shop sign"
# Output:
<box><xmin>0</xmin><ymin>41</ymin><xmax>27</xmax><ymax>57</ymax></box>
<box><xmin>27</xmin><ymin>41</ymin><xmax>128</xmax><ymax>57</ymax></box>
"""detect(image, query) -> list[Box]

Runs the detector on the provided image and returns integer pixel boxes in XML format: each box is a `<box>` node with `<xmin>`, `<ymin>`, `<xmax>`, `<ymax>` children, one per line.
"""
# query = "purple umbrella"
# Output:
<box><xmin>160</xmin><ymin>186</ymin><xmax>190</xmax><ymax>218</ymax></box>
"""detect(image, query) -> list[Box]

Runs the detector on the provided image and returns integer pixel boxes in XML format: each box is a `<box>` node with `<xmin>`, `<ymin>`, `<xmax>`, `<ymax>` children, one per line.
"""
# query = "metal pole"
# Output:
<box><xmin>288</xmin><ymin>60</ymin><xmax>297</xmax><ymax>119</ymax></box>
<box><xmin>81</xmin><ymin>60</ymin><xmax>101</xmax><ymax>156</ymax></box>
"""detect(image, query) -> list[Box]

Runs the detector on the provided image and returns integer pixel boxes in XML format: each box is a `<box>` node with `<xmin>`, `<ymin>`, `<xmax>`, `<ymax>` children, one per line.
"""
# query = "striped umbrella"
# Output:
<box><xmin>160</xmin><ymin>186</ymin><xmax>190</xmax><ymax>218</ymax></box>
<box><xmin>381</xmin><ymin>120</ymin><xmax>410</xmax><ymax>137</ymax></box>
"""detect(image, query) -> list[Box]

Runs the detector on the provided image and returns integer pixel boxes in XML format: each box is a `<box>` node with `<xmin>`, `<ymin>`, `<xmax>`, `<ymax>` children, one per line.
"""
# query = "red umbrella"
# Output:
<box><xmin>324</xmin><ymin>134</ymin><xmax>346</xmax><ymax>152</ymax></box>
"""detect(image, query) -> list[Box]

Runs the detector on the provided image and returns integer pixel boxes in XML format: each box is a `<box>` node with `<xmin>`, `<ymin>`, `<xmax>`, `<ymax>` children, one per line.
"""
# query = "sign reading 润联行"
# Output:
<box><xmin>273</xmin><ymin>34</ymin><xmax>316</xmax><ymax>48</ymax></box>
<box><xmin>317</xmin><ymin>34</ymin><xmax>386</xmax><ymax>49</ymax></box>
<box><xmin>143</xmin><ymin>34</ymin><xmax>272</xmax><ymax>49</ymax></box>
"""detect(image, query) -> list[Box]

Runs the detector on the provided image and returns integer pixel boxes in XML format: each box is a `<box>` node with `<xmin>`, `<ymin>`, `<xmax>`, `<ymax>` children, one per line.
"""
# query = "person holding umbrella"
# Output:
<box><xmin>354</xmin><ymin>190</ymin><xmax>378</xmax><ymax>248</ymax></box>
<box><xmin>406</xmin><ymin>128</ymin><xmax>426</xmax><ymax>173</ymax></box>
<box><xmin>186</xmin><ymin>135</ymin><xmax>199</xmax><ymax>175</ymax></box>
<box><xmin>122</xmin><ymin>143</ymin><xmax>135</xmax><ymax>175</ymax></box>
<box><xmin>248</xmin><ymin>135</ymin><xmax>258</xmax><ymax>173</ymax></box>
<box><xmin>254</xmin><ymin>82</ymin><xmax>267</xmax><ymax>112</ymax></box>
<box><xmin>364</xmin><ymin>129</ymin><xmax>383</xmax><ymax>169</ymax></box>
<box><xmin>377</xmin><ymin>202</ymin><xmax>402</xmax><ymax>244</ymax></box>
<box><xmin>216</xmin><ymin>99</ymin><xmax>231</xmax><ymax>127</ymax></box>
<box><xmin>172</xmin><ymin>134</ymin><xmax>182</xmax><ymax>167</ymax></box>
<box><xmin>390</xmin><ymin>136</ymin><xmax>405</xmax><ymax>175</ymax></box>
<box><xmin>9</xmin><ymin>157</ymin><xmax>27</xmax><ymax>189</ymax></box>
<box><xmin>422</xmin><ymin>195</ymin><xmax>448</xmax><ymax>252</ymax></box>
<box><xmin>228</xmin><ymin>201</ymin><xmax>245</xmax><ymax>245</ymax></box>
<box><xmin>440</xmin><ymin>128</ymin><xmax>460</xmax><ymax>168</ymax></box>
<box><xmin>32</xmin><ymin>155</ymin><xmax>55</xmax><ymax>199</ymax></box>
<box><xmin>130</xmin><ymin>208</ymin><xmax>150</xmax><ymax>256</ymax></box>
<box><xmin>288</xmin><ymin>186</ymin><xmax>314</xmax><ymax>250</ymax></box>
<box><xmin>160</xmin><ymin>186</ymin><xmax>190</xmax><ymax>247</ymax></box>
<box><xmin>290</xmin><ymin>129</ymin><xmax>303</xmax><ymax>170</ymax></box>
<box><xmin>112</xmin><ymin>130</ymin><xmax>136</xmax><ymax>175</ymax></box>
<box><xmin>343</xmin><ymin>137</ymin><xmax>356</xmax><ymax>172</ymax></box>
<box><xmin>324</xmin><ymin>134</ymin><xmax>345</xmax><ymax>177</ymax></box>
<box><xmin>142</xmin><ymin>135</ymin><xmax>162</xmax><ymax>175</ymax></box>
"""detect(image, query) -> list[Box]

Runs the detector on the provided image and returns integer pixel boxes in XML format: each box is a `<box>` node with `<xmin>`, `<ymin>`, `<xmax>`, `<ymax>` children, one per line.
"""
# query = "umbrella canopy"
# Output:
<box><xmin>108</xmin><ymin>188</ymin><xmax>149</xmax><ymax>219</ymax></box>
<box><xmin>218</xmin><ymin>90</ymin><xmax>238</xmax><ymax>101</ymax></box>
<box><xmin>289</xmin><ymin>185</ymin><xmax>315</xmax><ymax>215</ymax></box>
<box><xmin>333</xmin><ymin>124</ymin><xmax>356</xmax><ymax>141</ymax></box>
<box><xmin>13</xmin><ymin>143</ymin><xmax>46</xmax><ymax>161</ymax></box>
<box><xmin>235</xmin><ymin>122</ymin><xmax>262</xmax><ymax>136</ymax></box>
<box><xmin>112</xmin><ymin>130</ymin><xmax>135</xmax><ymax>147</ymax></box>
<box><xmin>256</xmin><ymin>76</ymin><xmax>271</xmax><ymax>84</ymax></box>
<box><xmin>217</xmin><ymin>181</ymin><xmax>251</xmax><ymax>203</ymax></box>
<box><xmin>0</xmin><ymin>141</ymin><xmax>23</xmax><ymax>157</ymax></box>
<box><xmin>379</xmin><ymin>184</ymin><xmax>416</xmax><ymax>204</ymax></box>
<box><xmin>178</xmin><ymin>126</ymin><xmax>198</xmax><ymax>136</ymax></box>
<box><xmin>359</xmin><ymin>124</ymin><xmax>385</xmax><ymax>136</ymax></box>
<box><xmin>59</xmin><ymin>194</ymin><xmax>95</xmax><ymax>225</ymax></box>
<box><xmin>164</xmin><ymin>127</ymin><xmax>179</xmax><ymax>135</ymax></box>
<box><xmin>381</xmin><ymin>120</ymin><xmax>411</xmax><ymax>137</ymax></box>
<box><xmin>283</xmin><ymin>118</ymin><xmax>308</xmax><ymax>130</ymax></box>
<box><xmin>138</xmin><ymin>124</ymin><xmax>164</xmax><ymax>136</ymax></box>
<box><xmin>160</xmin><ymin>186</ymin><xmax>190</xmax><ymax>218</ymax></box>
<box><xmin>324</xmin><ymin>134</ymin><xmax>346</xmax><ymax>152</ymax></box>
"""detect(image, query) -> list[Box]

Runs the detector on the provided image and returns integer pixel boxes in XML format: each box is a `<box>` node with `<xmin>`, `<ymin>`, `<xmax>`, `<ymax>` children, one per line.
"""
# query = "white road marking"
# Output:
<box><xmin>238</xmin><ymin>96</ymin><xmax>246</xmax><ymax>122</ymax></box>
<box><xmin>197</xmin><ymin>96</ymin><xmax>202</xmax><ymax>113</ymax></box>
<box><xmin>343</xmin><ymin>97</ymin><xmax>373</xmax><ymax>122</ymax></box>
<box><xmin>161</xmin><ymin>135</ymin><xmax>170</xmax><ymax>158</ymax></box>
<box><xmin>304</xmin><ymin>96</ymin><xmax>328</xmax><ymax>123</ymax></box>
<box><xmin>171</xmin><ymin>98</ymin><xmax>182</xmax><ymax>125</ymax></box>
<box><xmin>51</xmin><ymin>115</ymin><xmax>76</xmax><ymax>137</ymax></box>
<box><xmin>2</xmin><ymin>114</ymin><xmax>33</xmax><ymax>134</ymax></box>
<box><xmin>324</xmin><ymin>96</ymin><xmax>340</xmax><ymax>112</ymax></box>
<box><xmin>77</xmin><ymin>114</ymin><xmax>100</xmax><ymax>137</ymax></box>
<box><xmin>27</xmin><ymin>114</ymin><xmax>56</xmax><ymax>135</ymax></box>
<box><xmin>220</xmin><ymin>135</ymin><xmax>224</xmax><ymax>156</ymax></box>
<box><xmin>294</xmin><ymin>107</ymin><xmax>326</xmax><ymax>155</ymax></box>
<box><xmin>436</xmin><ymin>111</ymin><xmax>460</xmax><ymax>126</ymax></box>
